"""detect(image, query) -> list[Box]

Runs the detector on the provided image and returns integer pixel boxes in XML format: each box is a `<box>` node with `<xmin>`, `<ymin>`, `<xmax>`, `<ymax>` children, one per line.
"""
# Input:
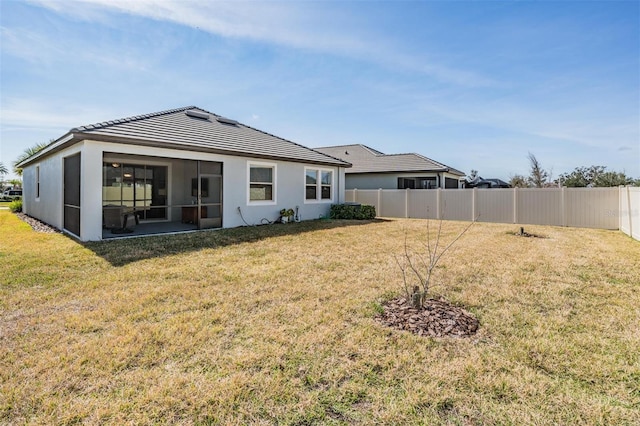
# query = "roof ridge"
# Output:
<box><xmin>380</xmin><ymin>152</ymin><xmax>420</xmax><ymax>157</ymax></box>
<box><xmin>72</xmin><ymin>105</ymin><xmax>199</xmax><ymax>132</ymax></box>
<box><xmin>412</xmin><ymin>152</ymin><xmax>450</xmax><ymax>169</ymax></box>
<box><xmin>413</xmin><ymin>153</ymin><xmax>466</xmax><ymax>175</ymax></box>
<box><xmin>361</xmin><ymin>145</ymin><xmax>385</xmax><ymax>156</ymax></box>
<box><xmin>315</xmin><ymin>144</ymin><xmax>385</xmax><ymax>156</ymax></box>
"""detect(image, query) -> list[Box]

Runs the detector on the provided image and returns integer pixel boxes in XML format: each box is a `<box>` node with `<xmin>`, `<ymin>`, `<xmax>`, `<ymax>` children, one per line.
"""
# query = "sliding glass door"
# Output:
<box><xmin>103</xmin><ymin>162</ymin><xmax>168</xmax><ymax>220</ymax></box>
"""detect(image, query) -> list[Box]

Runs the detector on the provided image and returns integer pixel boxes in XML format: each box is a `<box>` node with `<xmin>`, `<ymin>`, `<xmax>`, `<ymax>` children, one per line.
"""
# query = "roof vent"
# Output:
<box><xmin>185</xmin><ymin>109</ymin><xmax>210</xmax><ymax>120</ymax></box>
<box><xmin>216</xmin><ymin>116</ymin><xmax>239</xmax><ymax>126</ymax></box>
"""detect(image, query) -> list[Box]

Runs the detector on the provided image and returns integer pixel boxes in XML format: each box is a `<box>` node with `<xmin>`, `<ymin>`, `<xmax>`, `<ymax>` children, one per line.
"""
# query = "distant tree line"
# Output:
<box><xmin>506</xmin><ymin>153</ymin><xmax>639</xmax><ymax>188</ymax></box>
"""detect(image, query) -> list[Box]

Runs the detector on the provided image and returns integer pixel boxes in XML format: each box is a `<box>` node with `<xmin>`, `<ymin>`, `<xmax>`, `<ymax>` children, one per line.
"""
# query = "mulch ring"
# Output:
<box><xmin>377</xmin><ymin>297</ymin><xmax>479</xmax><ymax>338</ymax></box>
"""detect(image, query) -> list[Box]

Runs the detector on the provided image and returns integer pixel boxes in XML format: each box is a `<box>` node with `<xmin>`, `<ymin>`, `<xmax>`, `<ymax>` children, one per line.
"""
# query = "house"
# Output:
<box><xmin>17</xmin><ymin>106</ymin><xmax>350</xmax><ymax>241</ymax></box>
<box><xmin>314</xmin><ymin>144</ymin><xmax>465</xmax><ymax>190</ymax></box>
<box><xmin>464</xmin><ymin>176</ymin><xmax>510</xmax><ymax>188</ymax></box>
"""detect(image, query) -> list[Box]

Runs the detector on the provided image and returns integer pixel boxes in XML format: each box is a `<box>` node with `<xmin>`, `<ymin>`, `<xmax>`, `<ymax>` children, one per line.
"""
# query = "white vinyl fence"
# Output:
<box><xmin>619</xmin><ymin>186</ymin><xmax>640</xmax><ymax>240</ymax></box>
<box><xmin>346</xmin><ymin>187</ymin><xmax>640</xmax><ymax>240</ymax></box>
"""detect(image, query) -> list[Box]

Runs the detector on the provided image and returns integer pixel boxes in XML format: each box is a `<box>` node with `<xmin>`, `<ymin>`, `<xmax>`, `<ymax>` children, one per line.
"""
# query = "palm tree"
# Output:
<box><xmin>0</xmin><ymin>162</ymin><xmax>7</xmax><ymax>176</ymax></box>
<box><xmin>12</xmin><ymin>142</ymin><xmax>50</xmax><ymax>176</ymax></box>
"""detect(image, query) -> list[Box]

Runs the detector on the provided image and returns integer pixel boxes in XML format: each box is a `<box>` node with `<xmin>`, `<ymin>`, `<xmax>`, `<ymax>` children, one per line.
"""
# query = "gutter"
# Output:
<box><xmin>16</xmin><ymin>132</ymin><xmax>75</xmax><ymax>168</ymax></box>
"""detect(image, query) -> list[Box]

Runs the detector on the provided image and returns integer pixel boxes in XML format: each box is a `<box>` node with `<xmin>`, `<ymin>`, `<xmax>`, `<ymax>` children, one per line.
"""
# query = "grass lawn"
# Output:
<box><xmin>1</xmin><ymin>210</ymin><xmax>639</xmax><ymax>425</ymax></box>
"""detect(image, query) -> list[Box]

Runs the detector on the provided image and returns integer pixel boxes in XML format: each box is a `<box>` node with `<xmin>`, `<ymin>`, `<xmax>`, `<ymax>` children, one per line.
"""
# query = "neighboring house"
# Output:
<box><xmin>465</xmin><ymin>176</ymin><xmax>510</xmax><ymax>188</ymax></box>
<box><xmin>17</xmin><ymin>106</ymin><xmax>350</xmax><ymax>241</ymax></box>
<box><xmin>314</xmin><ymin>144</ymin><xmax>465</xmax><ymax>190</ymax></box>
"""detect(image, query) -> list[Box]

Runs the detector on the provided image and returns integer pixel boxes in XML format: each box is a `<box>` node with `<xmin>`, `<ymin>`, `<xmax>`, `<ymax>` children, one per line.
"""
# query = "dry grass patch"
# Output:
<box><xmin>1</xmin><ymin>210</ymin><xmax>639</xmax><ymax>425</ymax></box>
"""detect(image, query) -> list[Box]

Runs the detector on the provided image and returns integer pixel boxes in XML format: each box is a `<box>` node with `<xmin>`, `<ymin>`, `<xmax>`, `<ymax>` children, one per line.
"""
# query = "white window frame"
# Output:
<box><xmin>304</xmin><ymin>167</ymin><xmax>334</xmax><ymax>203</ymax></box>
<box><xmin>247</xmin><ymin>161</ymin><xmax>277</xmax><ymax>205</ymax></box>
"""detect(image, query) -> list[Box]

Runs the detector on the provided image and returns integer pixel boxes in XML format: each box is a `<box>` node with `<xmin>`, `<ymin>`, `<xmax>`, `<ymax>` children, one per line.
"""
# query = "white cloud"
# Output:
<box><xmin>26</xmin><ymin>0</ymin><xmax>497</xmax><ymax>88</ymax></box>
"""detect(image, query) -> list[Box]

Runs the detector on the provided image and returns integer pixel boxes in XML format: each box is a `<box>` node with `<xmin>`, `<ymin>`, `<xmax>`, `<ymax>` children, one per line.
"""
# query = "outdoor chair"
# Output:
<box><xmin>103</xmin><ymin>206</ymin><xmax>139</xmax><ymax>233</ymax></box>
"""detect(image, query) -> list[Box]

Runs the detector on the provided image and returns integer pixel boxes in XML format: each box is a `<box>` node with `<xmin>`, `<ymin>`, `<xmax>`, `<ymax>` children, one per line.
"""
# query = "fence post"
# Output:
<box><xmin>472</xmin><ymin>187</ymin><xmax>477</xmax><ymax>221</ymax></box>
<box><xmin>378</xmin><ymin>188</ymin><xmax>382</xmax><ymax>217</ymax></box>
<box><xmin>436</xmin><ymin>188</ymin><xmax>442</xmax><ymax>220</ymax></box>
<box><xmin>405</xmin><ymin>188</ymin><xmax>409</xmax><ymax>218</ymax></box>
<box><xmin>513</xmin><ymin>187</ymin><xmax>518</xmax><ymax>224</ymax></box>
<box><xmin>561</xmin><ymin>186</ymin><xmax>567</xmax><ymax>227</ymax></box>
<box><xmin>627</xmin><ymin>186</ymin><xmax>633</xmax><ymax>238</ymax></box>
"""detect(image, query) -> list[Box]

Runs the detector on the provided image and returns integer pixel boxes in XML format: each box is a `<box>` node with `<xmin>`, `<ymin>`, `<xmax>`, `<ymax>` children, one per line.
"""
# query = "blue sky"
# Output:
<box><xmin>1</xmin><ymin>0</ymin><xmax>638</xmax><ymax>181</ymax></box>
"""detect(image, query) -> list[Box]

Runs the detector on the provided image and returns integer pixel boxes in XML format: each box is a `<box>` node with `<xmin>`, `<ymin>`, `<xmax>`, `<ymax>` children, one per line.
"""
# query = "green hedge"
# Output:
<box><xmin>329</xmin><ymin>203</ymin><xmax>376</xmax><ymax>220</ymax></box>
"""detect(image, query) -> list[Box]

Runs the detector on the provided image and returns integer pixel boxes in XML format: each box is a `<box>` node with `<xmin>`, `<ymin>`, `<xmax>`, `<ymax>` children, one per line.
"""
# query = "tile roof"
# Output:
<box><xmin>24</xmin><ymin>106</ymin><xmax>350</xmax><ymax>168</ymax></box>
<box><xmin>314</xmin><ymin>144</ymin><xmax>464</xmax><ymax>175</ymax></box>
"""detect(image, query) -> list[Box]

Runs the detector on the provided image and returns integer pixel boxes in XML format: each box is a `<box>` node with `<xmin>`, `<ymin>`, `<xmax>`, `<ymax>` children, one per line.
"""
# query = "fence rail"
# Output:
<box><xmin>346</xmin><ymin>187</ymin><xmax>639</xmax><ymax>240</ymax></box>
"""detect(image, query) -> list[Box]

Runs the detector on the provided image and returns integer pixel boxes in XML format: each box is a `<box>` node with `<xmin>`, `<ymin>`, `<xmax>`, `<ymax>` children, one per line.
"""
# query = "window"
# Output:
<box><xmin>417</xmin><ymin>177</ymin><xmax>437</xmax><ymax>189</ymax></box>
<box><xmin>305</xmin><ymin>169</ymin><xmax>317</xmax><ymax>200</ymax></box>
<box><xmin>35</xmin><ymin>166</ymin><xmax>40</xmax><ymax>198</ymax></box>
<box><xmin>398</xmin><ymin>178</ymin><xmax>415</xmax><ymax>189</ymax></box>
<box><xmin>249</xmin><ymin>162</ymin><xmax>276</xmax><ymax>203</ymax></box>
<box><xmin>305</xmin><ymin>168</ymin><xmax>333</xmax><ymax>202</ymax></box>
<box><xmin>398</xmin><ymin>177</ymin><xmax>437</xmax><ymax>189</ymax></box>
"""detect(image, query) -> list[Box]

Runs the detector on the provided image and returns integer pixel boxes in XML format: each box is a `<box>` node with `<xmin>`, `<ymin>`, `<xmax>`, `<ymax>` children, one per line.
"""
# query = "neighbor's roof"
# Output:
<box><xmin>18</xmin><ymin>106</ymin><xmax>350</xmax><ymax>168</ymax></box>
<box><xmin>314</xmin><ymin>144</ymin><xmax>464</xmax><ymax>176</ymax></box>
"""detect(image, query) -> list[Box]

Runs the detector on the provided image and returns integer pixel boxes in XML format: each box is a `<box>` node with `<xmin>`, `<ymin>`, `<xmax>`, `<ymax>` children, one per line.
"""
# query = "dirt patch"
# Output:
<box><xmin>16</xmin><ymin>213</ymin><xmax>61</xmax><ymax>234</ymax></box>
<box><xmin>377</xmin><ymin>297</ymin><xmax>479</xmax><ymax>338</ymax></box>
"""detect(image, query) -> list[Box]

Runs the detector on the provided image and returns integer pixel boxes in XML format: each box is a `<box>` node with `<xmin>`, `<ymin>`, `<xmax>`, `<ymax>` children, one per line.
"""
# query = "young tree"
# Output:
<box><xmin>395</xmin><ymin>218</ymin><xmax>476</xmax><ymax>308</ymax></box>
<box><xmin>12</xmin><ymin>142</ymin><xmax>49</xmax><ymax>176</ymax></box>
<box><xmin>526</xmin><ymin>152</ymin><xmax>550</xmax><ymax>188</ymax></box>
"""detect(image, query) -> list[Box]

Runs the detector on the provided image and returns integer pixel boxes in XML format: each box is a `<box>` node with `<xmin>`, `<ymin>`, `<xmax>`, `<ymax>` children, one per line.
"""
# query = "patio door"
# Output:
<box><xmin>196</xmin><ymin>161</ymin><xmax>222</xmax><ymax>229</ymax></box>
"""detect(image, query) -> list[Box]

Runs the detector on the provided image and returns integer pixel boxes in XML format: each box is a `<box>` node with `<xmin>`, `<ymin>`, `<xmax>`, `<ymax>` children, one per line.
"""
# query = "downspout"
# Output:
<box><xmin>338</xmin><ymin>167</ymin><xmax>341</xmax><ymax>203</ymax></box>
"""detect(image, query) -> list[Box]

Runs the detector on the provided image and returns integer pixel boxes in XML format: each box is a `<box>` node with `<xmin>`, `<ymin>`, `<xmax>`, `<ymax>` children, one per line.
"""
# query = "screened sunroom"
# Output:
<box><xmin>101</xmin><ymin>153</ymin><xmax>222</xmax><ymax>238</ymax></box>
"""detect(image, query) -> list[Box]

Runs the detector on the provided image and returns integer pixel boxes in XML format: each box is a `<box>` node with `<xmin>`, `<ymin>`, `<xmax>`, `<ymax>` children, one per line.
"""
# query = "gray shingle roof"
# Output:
<box><xmin>314</xmin><ymin>144</ymin><xmax>464</xmax><ymax>175</ymax></box>
<box><xmin>22</xmin><ymin>106</ymin><xmax>350</xmax><ymax>168</ymax></box>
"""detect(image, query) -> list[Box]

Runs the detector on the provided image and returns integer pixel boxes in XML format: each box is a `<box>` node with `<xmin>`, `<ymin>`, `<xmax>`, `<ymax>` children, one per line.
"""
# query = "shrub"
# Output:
<box><xmin>329</xmin><ymin>203</ymin><xmax>376</xmax><ymax>220</ymax></box>
<box><xmin>9</xmin><ymin>199</ymin><xmax>22</xmax><ymax>213</ymax></box>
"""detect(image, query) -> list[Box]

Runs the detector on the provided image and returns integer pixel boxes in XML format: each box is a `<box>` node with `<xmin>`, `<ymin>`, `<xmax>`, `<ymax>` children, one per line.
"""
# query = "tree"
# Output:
<box><xmin>557</xmin><ymin>165</ymin><xmax>638</xmax><ymax>187</ymax></box>
<box><xmin>0</xmin><ymin>162</ymin><xmax>7</xmax><ymax>176</ymax></box>
<box><xmin>595</xmin><ymin>171</ymin><xmax>634</xmax><ymax>187</ymax></box>
<box><xmin>395</xmin><ymin>217</ymin><xmax>476</xmax><ymax>308</ymax></box>
<box><xmin>526</xmin><ymin>152</ymin><xmax>550</xmax><ymax>188</ymax></box>
<box><xmin>557</xmin><ymin>165</ymin><xmax>604</xmax><ymax>187</ymax></box>
<box><xmin>12</xmin><ymin>142</ymin><xmax>49</xmax><ymax>176</ymax></box>
<box><xmin>509</xmin><ymin>174</ymin><xmax>530</xmax><ymax>188</ymax></box>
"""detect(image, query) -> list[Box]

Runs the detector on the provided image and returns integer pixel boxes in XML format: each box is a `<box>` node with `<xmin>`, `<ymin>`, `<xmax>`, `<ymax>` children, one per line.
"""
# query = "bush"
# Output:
<box><xmin>9</xmin><ymin>199</ymin><xmax>22</xmax><ymax>213</ymax></box>
<box><xmin>330</xmin><ymin>203</ymin><xmax>376</xmax><ymax>220</ymax></box>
